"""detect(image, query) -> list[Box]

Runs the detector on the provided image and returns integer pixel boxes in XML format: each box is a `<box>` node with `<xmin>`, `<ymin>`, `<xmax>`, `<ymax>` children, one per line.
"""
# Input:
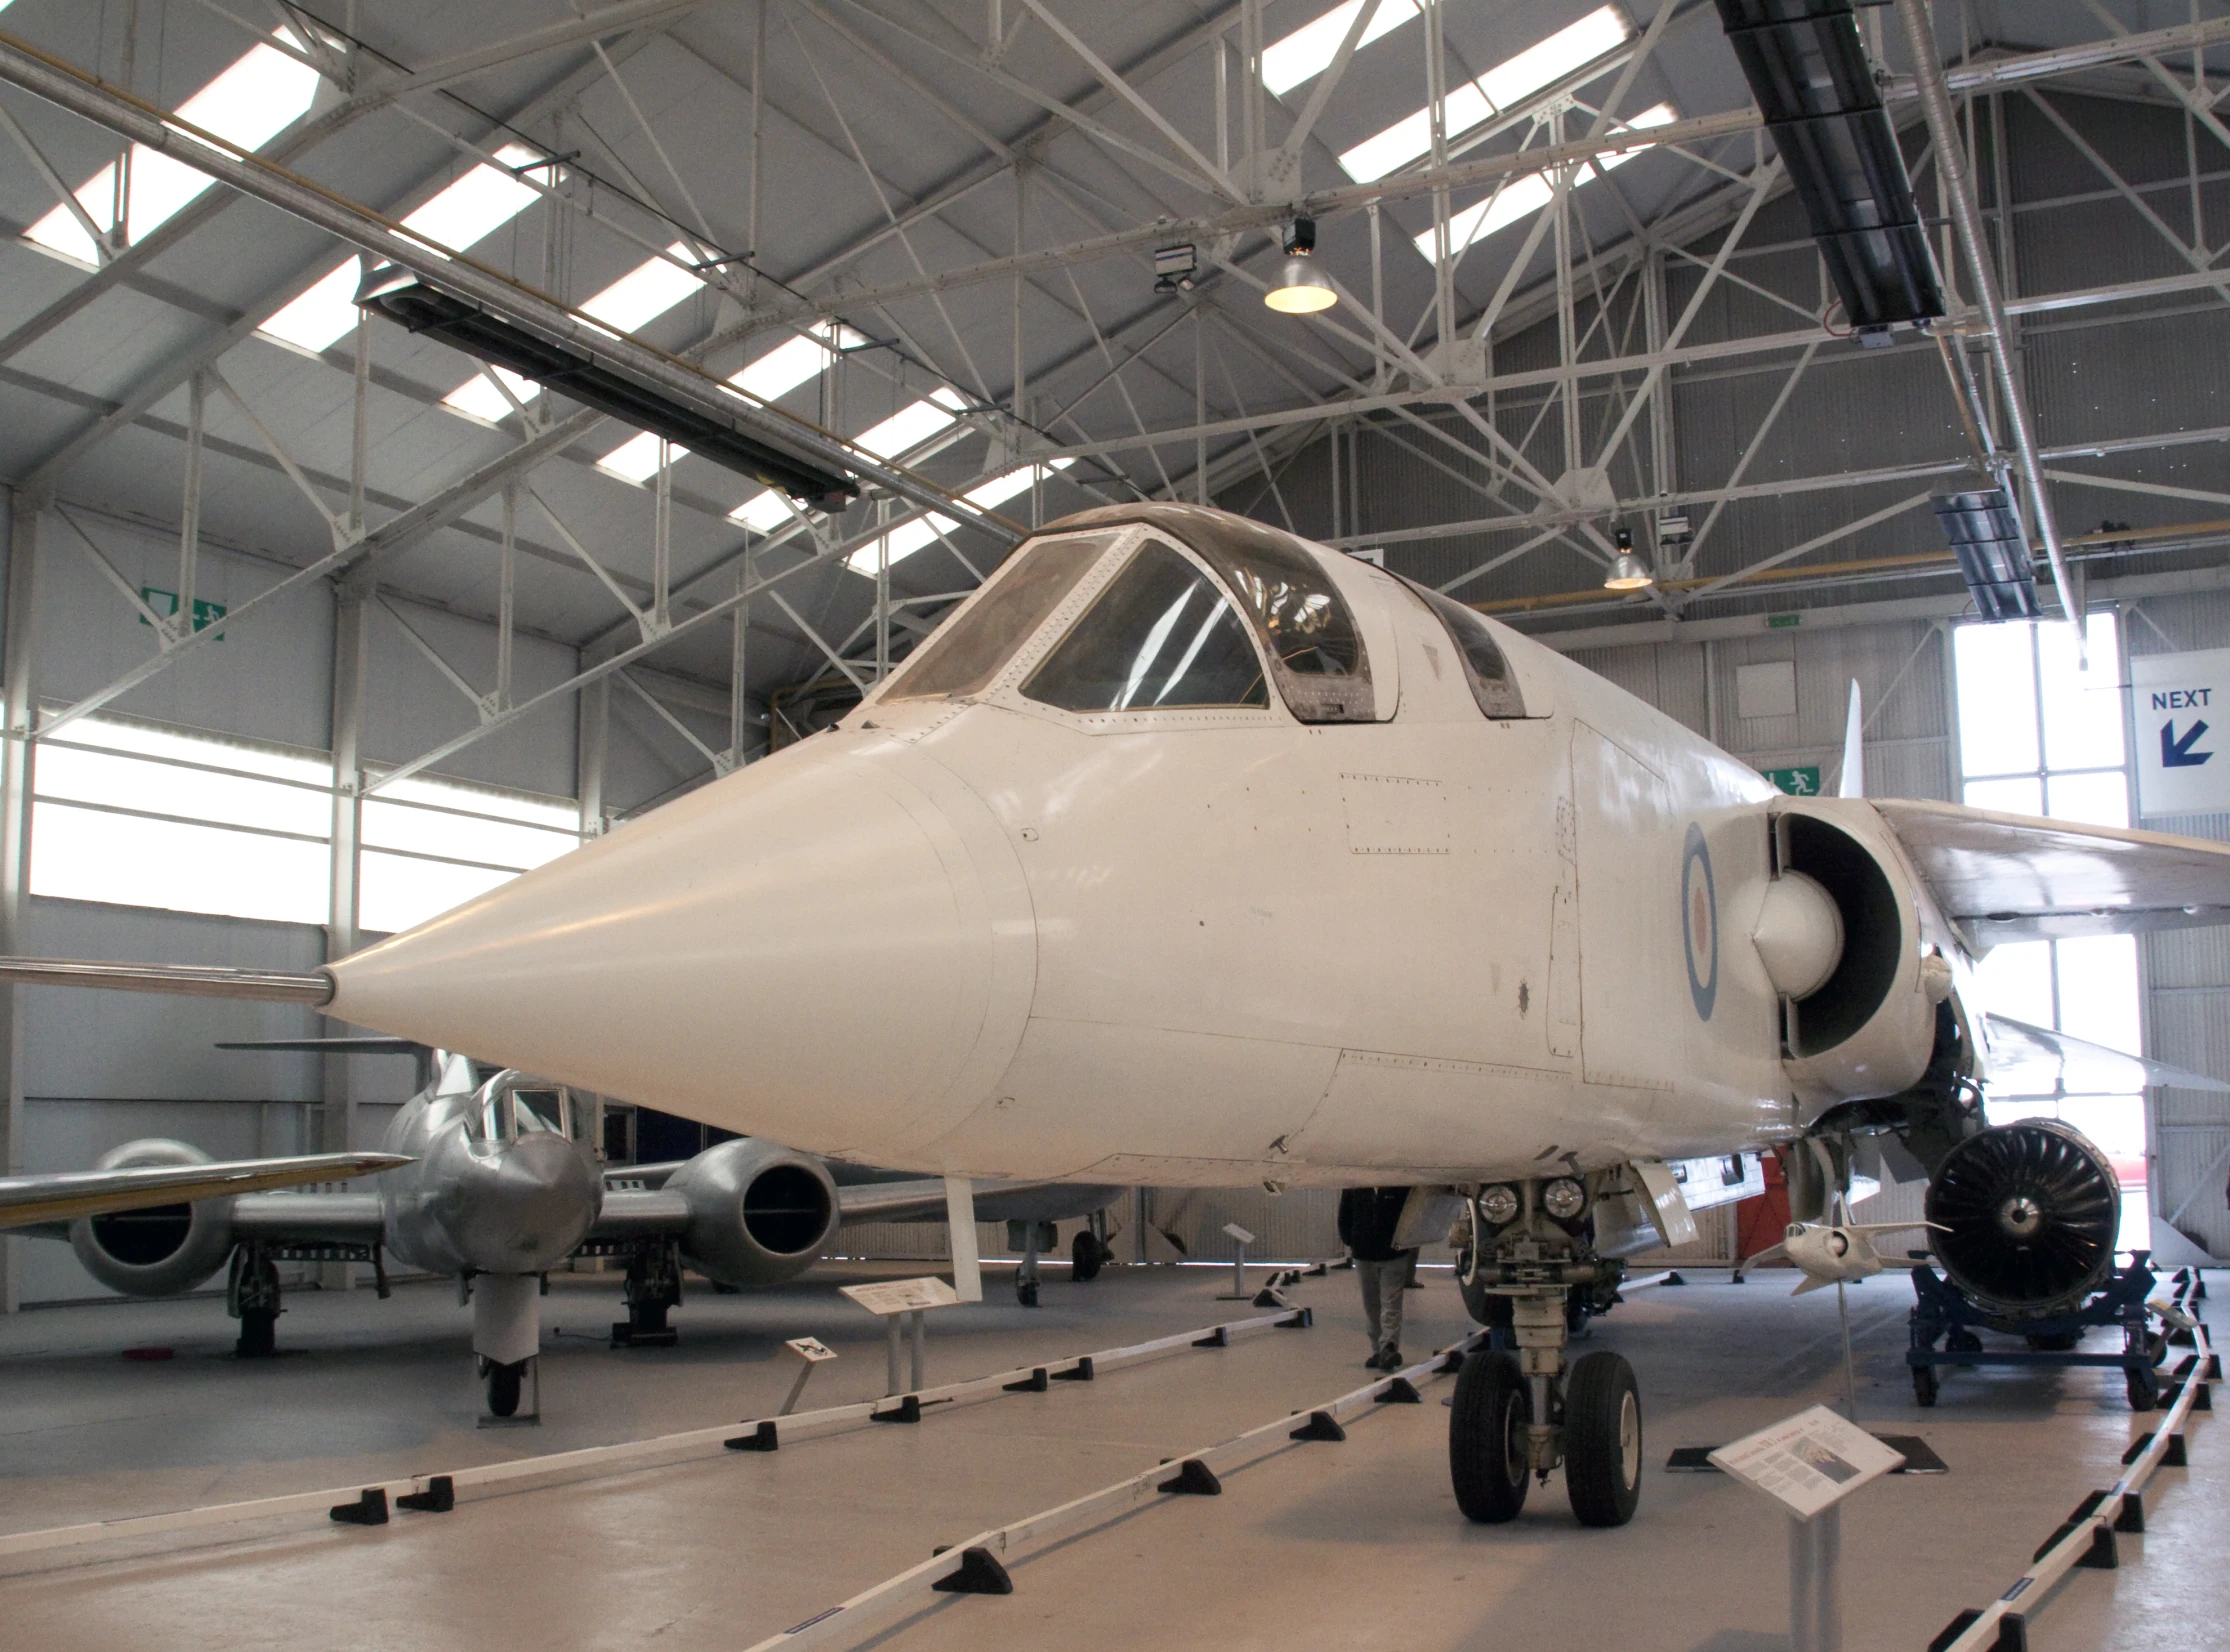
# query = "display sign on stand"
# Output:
<box><xmin>778</xmin><ymin>1337</ymin><xmax>838</xmax><ymax>1416</ymax></box>
<box><xmin>1710</xmin><ymin>1406</ymin><xmax>1906</xmax><ymax>1652</ymax></box>
<box><xmin>842</xmin><ymin>1276</ymin><xmax>963</xmax><ymax>1396</ymax></box>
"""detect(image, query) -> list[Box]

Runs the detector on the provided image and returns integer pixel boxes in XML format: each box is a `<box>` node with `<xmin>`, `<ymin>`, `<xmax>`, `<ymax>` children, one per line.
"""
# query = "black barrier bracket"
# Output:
<box><xmin>1289</xmin><ymin>1410</ymin><xmax>1346</xmax><ymax>1442</ymax></box>
<box><xmin>1191</xmin><ymin>1327</ymin><xmax>1229</xmax><ymax>1349</ymax></box>
<box><xmin>396</xmin><ymin>1475</ymin><xmax>454</xmax><ymax>1513</ymax></box>
<box><xmin>1157</xmin><ymin>1457</ymin><xmax>1223</xmax><ymax>1496</ymax></box>
<box><xmin>871</xmin><ymin>1395</ymin><xmax>922</xmax><ymax>1424</ymax></box>
<box><xmin>1376</xmin><ymin>1377</ymin><xmax>1422</xmax><ymax>1405</ymax></box>
<box><xmin>1002</xmin><ymin>1367</ymin><xmax>1050</xmax><ymax>1392</ymax></box>
<box><xmin>1276</xmin><ymin>1308</ymin><xmax>1313</xmax><ymax>1328</ymax></box>
<box><xmin>2114</xmin><ymin>1491</ymin><xmax>2145</xmax><ymax>1533</ymax></box>
<box><xmin>329</xmin><ymin>1487</ymin><xmax>389</xmax><ymax>1526</ymax></box>
<box><xmin>2076</xmin><ymin>1523</ymin><xmax>2119</xmax><ymax>1569</ymax></box>
<box><xmin>2167</xmin><ymin>1432</ymin><xmax>2190</xmax><ymax>1467</ymax></box>
<box><xmin>725</xmin><ymin>1420</ymin><xmax>780</xmax><ymax>1451</ymax></box>
<box><xmin>1928</xmin><ymin>1608</ymin><xmax>1983</xmax><ymax>1652</ymax></box>
<box><xmin>931</xmin><ymin>1546</ymin><xmax>1014</xmax><ymax>1595</ymax></box>
<box><xmin>1051</xmin><ymin>1357</ymin><xmax>1095</xmax><ymax>1382</ymax></box>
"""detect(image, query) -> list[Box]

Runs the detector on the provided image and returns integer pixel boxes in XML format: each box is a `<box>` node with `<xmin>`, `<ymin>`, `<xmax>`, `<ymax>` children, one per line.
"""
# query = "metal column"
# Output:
<box><xmin>0</xmin><ymin>493</ymin><xmax>37</xmax><ymax>1313</ymax></box>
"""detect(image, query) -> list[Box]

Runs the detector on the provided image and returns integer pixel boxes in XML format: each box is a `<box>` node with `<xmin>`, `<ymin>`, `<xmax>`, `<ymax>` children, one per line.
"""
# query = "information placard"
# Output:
<box><xmin>1707</xmin><ymin>1406</ymin><xmax>1906</xmax><ymax>1521</ymax></box>
<box><xmin>839</xmin><ymin>1276</ymin><xmax>962</xmax><ymax>1317</ymax></box>
<box><xmin>785</xmin><ymin>1336</ymin><xmax>838</xmax><ymax>1363</ymax></box>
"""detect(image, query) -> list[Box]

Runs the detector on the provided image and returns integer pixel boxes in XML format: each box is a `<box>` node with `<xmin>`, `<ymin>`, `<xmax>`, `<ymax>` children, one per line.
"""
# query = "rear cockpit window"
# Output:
<box><xmin>1174</xmin><ymin>515</ymin><xmax>1373</xmax><ymax>722</ymax></box>
<box><xmin>1406</xmin><ymin>579</ymin><xmax>1528</xmax><ymax>719</ymax></box>
<box><xmin>883</xmin><ymin>532</ymin><xmax>1113</xmax><ymax>701</ymax></box>
<box><xmin>1023</xmin><ymin>540</ymin><xmax>1269</xmax><ymax>713</ymax></box>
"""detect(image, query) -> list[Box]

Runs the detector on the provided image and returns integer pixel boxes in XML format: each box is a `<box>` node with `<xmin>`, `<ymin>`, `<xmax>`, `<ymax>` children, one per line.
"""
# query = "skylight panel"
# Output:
<box><xmin>1411</xmin><ymin>103</ymin><xmax>1674</xmax><ymax>261</ymax></box>
<box><xmin>730</xmin><ymin>490</ymin><xmax>797</xmax><ymax>531</ymax></box>
<box><xmin>401</xmin><ymin>143</ymin><xmax>545</xmax><ymax>256</ymax></box>
<box><xmin>579</xmin><ymin>243</ymin><xmax>703</xmax><ymax>333</ymax></box>
<box><xmin>258</xmin><ymin>258</ymin><xmax>363</xmax><ymax>354</ymax></box>
<box><xmin>855</xmin><ymin>388</ymin><xmax>969</xmax><ymax>461</ymax></box>
<box><xmin>597</xmin><ymin>430</ymin><xmax>682</xmax><ymax>483</ymax></box>
<box><xmin>732</xmin><ymin>323</ymin><xmax>867</xmax><ymax>402</ymax></box>
<box><xmin>843</xmin><ymin>459</ymin><xmax>1073</xmax><ymax>574</ymax></box>
<box><xmin>443</xmin><ymin>366</ymin><xmax>539</xmax><ymax>424</ymax></box>
<box><xmin>26</xmin><ymin>36</ymin><xmax>322</xmax><ymax>262</ymax></box>
<box><xmin>1262</xmin><ymin>0</ymin><xmax>1420</xmax><ymax>97</ymax></box>
<box><xmin>1337</xmin><ymin>5</ymin><xmax>1633</xmax><ymax>183</ymax></box>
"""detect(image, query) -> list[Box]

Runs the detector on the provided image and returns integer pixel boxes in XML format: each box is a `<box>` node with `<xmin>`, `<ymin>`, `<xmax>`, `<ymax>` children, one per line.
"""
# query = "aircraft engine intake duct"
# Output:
<box><xmin>69</xmin><ymin>1139</ymin><xmax>235</xmax><ymax>1298</ymax></box>
<box><xmin>667</xmin><ymin>1139</ymin><xmax>840</xmax><ymax>1287</ymax></box>
<box><xmin>1925</xmin><ymin>1119</ymin><xmax>2120</xmax><ymax>1317</ymax></box>
<box><xmin>1769</xmin><ymin>804</ymin><xmax>1937</xmax><ymax>1109</ymax></box>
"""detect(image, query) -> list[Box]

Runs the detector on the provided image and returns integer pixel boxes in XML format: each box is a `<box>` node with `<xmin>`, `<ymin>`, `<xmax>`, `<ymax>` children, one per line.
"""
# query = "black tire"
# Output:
<box><xmin>1017</xmin><ymin>1280</ymin><xmax>1040</xmax><ymax>1308</ymax></box>
<box><xmin>1564</xmin><ymin>1351</ymin><xmax>1643</xmax><ymax>1528</ymax></box>
<box><xmin>2026</xmin><ymin>1332</ymin><xmax>2080</xmax><ymax>1352</ymax></box>
<box><xmin>1071</xmin><ymin>1230</ymin><xmax>1103</xmax><ymax>1283</ymax></box>
<box><xmin>2127</xmin><ymin>1360</ymin><xmax>2160</xmax><ymax>1413</ymax></box>
<box><xmin>487</xmin><ymin>1360</ymin><xmax>524</xmax><ymax>1418</ymax></box>
<box><xmin>1449</xmin><ymin>1351</ymin><xmax>1531</xmax><ymax>1523</ymax></box>
<box><xmin>1455</xmin><ymin>1250</ymin><xmax>1514</xmax><ymax>1329</ymax></box>
<box><xmin>235</xmin><ymin>1308</ymin><xmax>278</xmax><ymax>1360</ymax></box>
<box><xmin>1912</xmin><ymin>1363</ymin><xmax>1939</xmax><ymax>1407</ymax></box>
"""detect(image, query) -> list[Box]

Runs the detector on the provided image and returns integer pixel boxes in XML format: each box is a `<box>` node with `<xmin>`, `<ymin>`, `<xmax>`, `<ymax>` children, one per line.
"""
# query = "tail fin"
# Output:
<box><xmin>1837</xmin><ymin>679</ymin><xmax>1865</xmax><ymax>798</ymax></box>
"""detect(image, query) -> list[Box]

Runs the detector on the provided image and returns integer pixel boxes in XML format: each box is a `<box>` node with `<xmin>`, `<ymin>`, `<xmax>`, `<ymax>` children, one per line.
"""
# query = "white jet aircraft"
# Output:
<box><xmin>9</xmin><ymin>502</ymin><xmax>2230</xmax><ymax>1524</ymax></box>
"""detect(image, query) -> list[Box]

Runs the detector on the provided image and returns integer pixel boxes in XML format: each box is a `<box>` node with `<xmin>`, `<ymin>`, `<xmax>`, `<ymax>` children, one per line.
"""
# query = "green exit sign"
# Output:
<box><xmin>1767</xmin><ymin>613</ymin><xmax>1801</xmax><ymax>629</ymax></box>
<box><xmin>1762</xmin><ymin>766</ymin><xmax>1822</xmax><ymax>796</ymax></box>
<box><xmin>140</xmin><ymin>586</ymin><xmax>227</xmax><ymax>637</ymax></box>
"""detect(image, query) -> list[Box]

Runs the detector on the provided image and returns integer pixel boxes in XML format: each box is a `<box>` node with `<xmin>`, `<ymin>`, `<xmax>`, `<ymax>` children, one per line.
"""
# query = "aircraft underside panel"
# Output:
<box><xmin>1574</xmin><ymin>723</ymin><xmax>1680</xmax><ymax>1096</ymax></box>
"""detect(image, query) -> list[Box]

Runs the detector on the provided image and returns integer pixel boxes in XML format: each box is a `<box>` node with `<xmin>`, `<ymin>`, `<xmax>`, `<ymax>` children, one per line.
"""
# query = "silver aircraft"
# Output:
<box><xmin>11</xmin><ymin>501</ymin><xmax>2230</xmax><ymax>1505</ymax></box>
<box><xmin>17</xmin><ymin>1042</ymin><xmax>1116</xmax><ymax>1417</ymax></box>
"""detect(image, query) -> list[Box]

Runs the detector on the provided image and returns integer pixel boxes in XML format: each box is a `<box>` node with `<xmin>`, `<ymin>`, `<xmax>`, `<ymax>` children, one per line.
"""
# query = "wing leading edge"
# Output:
<box><xmin>1872</xmin><ymin>798</ymin><xmax>2230</xmax><ymax>944</ymax></box>
<box><xmin>0</xmin><ymin>1151</ymin><xmax>407</xmax><ymax>1231</ymax></box>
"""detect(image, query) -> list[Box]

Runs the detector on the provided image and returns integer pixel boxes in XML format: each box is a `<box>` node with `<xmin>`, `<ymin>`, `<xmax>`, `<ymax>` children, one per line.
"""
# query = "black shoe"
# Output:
<box><xmin>1379</xmin><ymin>1347</ymin><xmax>1403</xmax><ymax>1370</ymax></box>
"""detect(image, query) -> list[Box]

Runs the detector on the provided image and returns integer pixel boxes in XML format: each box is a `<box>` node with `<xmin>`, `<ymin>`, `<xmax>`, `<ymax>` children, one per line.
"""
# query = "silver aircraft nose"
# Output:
<box><xmin>439</xmin><ymin>1130</ymin><xmax>600</xmax><ymax>1274</ymax></box>
<box><xmin>327</xmin><ymin>741</ymin><xmax>1036</xmax><ymax>1163</ymax></box>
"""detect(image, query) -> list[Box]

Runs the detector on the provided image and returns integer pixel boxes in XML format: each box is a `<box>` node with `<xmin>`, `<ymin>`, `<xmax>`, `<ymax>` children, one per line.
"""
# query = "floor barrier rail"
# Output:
<box><xmin>0</xmin><ymin>1304</ymin><xmax>1313</xmax><ymax>1562</ymax></box>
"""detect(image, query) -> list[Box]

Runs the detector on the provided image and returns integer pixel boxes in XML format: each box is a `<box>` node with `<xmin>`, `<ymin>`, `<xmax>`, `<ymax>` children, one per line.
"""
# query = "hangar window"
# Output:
<box><xmin>1023</xmin><ymin>539</ymin><xmax>1268</xmax><ymax>713</ymax></box>
<box><xmin>1403</xmin><ymin>579</ymin><xmax>1528</xmax><ymax>718</ymax></box>
<box><xmin>884</xmin><ymin>531</ymin><xmax>1114</xmax><ymax>701</ymax></box>
<box><xmin>27</xmin><ymin>711</ymin><xmax>580</xmax><ymax>934</ymax></box>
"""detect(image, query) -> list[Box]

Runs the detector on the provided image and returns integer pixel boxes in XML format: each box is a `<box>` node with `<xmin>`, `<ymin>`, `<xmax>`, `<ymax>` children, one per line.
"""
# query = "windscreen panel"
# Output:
<box><xmin>1023</xmin><ymin>539</ymin><xmax>1269</xmax><ymax>712</ymax></box>
<box><xmin>1405</xmin><ymin>579</ymin><xmax>1529</xmax><ymax>718</ymax></box>
<box><xmin>1169</xmin><ymin>513</ymin><xmax>1373</xmax><ymax>722</ymax></box>
<box><xmin>883</xmin><ymin>531</ymin><xmax>1115</xmax><ymax>701</ymax></box>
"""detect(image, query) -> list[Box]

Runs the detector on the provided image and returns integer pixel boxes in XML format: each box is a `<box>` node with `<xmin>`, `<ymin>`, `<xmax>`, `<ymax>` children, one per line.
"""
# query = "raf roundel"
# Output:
<box><xmin>1681</xmin><ymin>823</ymin><xmax>1718</xmax><ymax>1022</ymax></box>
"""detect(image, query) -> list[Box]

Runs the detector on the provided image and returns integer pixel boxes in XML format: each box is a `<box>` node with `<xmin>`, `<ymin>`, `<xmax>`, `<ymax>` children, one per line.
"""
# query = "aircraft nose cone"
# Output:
<box><xmin>442</xmin><ymin>1131</ymin><xmax>599</xmax><ymax>1273</ymax></box>
<box><xmin>328</xmin><ymin>742</ymin><xmax>1034</xmax><ymax>1161</ymax></box>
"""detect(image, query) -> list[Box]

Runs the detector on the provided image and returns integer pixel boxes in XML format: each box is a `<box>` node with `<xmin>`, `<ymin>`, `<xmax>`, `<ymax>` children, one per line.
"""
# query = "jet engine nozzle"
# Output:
<box><xmin>1752</xmin><ymin>870</ymin><xmax>1844</xmax><ymax>998</ymax></box>
<box><xmin>1925</xmin><ymin>1119</ymin><xmax>2120</xmax><ymax>1317</ymax></box>
<box><xmin>69</xmin><ymin>1139</ymin><xmax>235</xmax><ymax>1297</ymax></box>
<box><xmin>668</xmin><ymin>1139</ymin><xmax>839</xmax><ymax>1287</ymax></box>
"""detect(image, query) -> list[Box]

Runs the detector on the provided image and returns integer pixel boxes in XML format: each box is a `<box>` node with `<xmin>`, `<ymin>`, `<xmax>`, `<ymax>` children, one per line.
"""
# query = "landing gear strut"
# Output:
<box><xmin>1449</xmin><ymin>1178</ymin><xmax>1642</xmax><ymax>1527</ymax></box>
<box><xmin>1010</xmin><ymin>1221</ymin><xmax>1058</xmax><ymax>1306</ymax></box>
<box><xmin>228</xmin><ymin>1242</ymin><xmax>282</xmax><ymax>1359</ymax></box>
<box><xmin>613</xmin><ymin>1241</ymin><xmax>682</xmax><ymax>1347</ymax></box>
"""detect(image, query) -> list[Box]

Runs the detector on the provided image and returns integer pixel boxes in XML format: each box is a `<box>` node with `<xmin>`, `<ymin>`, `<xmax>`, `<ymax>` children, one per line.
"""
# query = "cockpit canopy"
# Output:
<box><xmin>885</xmin><ymin>505</ymin><xmax>1376</xmax><ymax>722</ymax></box>
<box><xmin>463</xmin><ymin>1070</ymin><xmax>585</xmax><ymax>1145</ymax></box>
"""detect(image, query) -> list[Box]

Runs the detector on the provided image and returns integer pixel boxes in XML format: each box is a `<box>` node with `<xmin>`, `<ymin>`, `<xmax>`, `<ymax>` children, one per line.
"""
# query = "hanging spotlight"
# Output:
<box><xmin>1264</xmin><ymin>217</ymin><xmax>1337</xmax><ymax>314</ymax></box>
<box><xmin>1603</xmin><ymin>526</ymin><xmax>1655</xmax><ymax>590</ymax></box>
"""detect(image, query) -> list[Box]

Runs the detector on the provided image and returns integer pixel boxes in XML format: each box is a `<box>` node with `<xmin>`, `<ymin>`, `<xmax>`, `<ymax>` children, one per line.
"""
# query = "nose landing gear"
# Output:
<box><xmin>1448</xmin><ymin>1179</ymin><xmax>1643</xmax><ymax>1528</ymax></box>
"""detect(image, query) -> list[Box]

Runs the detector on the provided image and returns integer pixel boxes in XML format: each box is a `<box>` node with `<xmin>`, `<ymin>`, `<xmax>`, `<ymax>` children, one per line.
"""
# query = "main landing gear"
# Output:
<box><xmin>612</xmin><ymin>1240</ymin><xmax>682</xmax><ymax>1347</ymax></box>
<box><xmin>1449</xmin><ymin>1177</ymin><xmax>1642</xmax><ymax>1527</ymax></box>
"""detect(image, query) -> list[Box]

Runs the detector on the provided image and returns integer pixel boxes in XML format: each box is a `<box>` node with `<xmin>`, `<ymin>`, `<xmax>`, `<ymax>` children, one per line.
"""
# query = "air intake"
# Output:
<box><xmin>1932</xmin><ymin>488</ymin><xmax>2042</xmax><ymax>621</ymax></box>
<box><xmin>355</xmin><ymin>264</ymin><xmax>857</xmax><ymax>507</ymax></box>
<box><xmin>1713</xmin><ymin>0</ymin><xmax>1945</xmax><ymax>335</ymax></box>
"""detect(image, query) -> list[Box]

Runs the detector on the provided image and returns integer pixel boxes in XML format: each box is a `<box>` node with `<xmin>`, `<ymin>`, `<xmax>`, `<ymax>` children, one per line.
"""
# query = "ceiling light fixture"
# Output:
<box><xmin>1264</xmin><ymin>218</ymin><xmax>1337</xmax><ymax>314</ymax></box>
<box><xmin>1603</xmin><ymin>526</ymin><xmax>1654</xmax><ymax>590</ymax></box>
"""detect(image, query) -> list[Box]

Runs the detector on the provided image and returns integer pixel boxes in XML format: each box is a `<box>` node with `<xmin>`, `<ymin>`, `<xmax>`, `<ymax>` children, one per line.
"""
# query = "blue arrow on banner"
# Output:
<box><xmin>2163</xmin><ymin>718</ymin><xmax>2214</xmax><ymax>768</ymax></box>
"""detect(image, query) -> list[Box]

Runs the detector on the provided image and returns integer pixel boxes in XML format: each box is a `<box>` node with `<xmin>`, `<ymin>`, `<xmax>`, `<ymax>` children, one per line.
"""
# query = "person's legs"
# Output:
<box><xmin>1358</xmin><ymin>1260</ymin><xmax>1387</xmax><ymax>1360</ymax></box>
<box><xmin>1374</xmin><ymin>1256</ymin><xmax>1408</xmax><ymax>1359</ymax></box>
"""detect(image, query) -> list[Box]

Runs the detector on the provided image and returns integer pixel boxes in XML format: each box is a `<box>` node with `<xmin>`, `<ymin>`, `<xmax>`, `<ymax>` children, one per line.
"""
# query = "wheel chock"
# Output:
<box><xmin>1157</xmin><ymin>1458</ymin><xmax>1222</xmax><ymax>1496</ymax></box>
<box><xmin>396</xmin><ymin>1475</ymin><xmax>454</xmax><ymax>1513</ymax></box>
<box><xmin>329</xmin><ymin>1487</ymin><xmax>389</xmax><ymax>1526</ymax></box>
<box><xmin>1003</xmin><ymin>1367</ymin><xmax>1051</xmax><ymax>1392</ymax></box>
<box><xmin>871</xmin><ymin>1395</ymin><xmax>922</xmax><ymax>1424</ymax></box>
<box><xmin>725</xmin><ymin>1421</ymin><xmax>779</xmax><ymax>1451</ymax></box>
<box><xmin>1051</xmin><ymin>1357</ymin><xmax>1095</xmax><ymax>1382</ymax></box>
<box><xmin>1375</xmin><ymin>1377</ymin><xmax>1422</xmax><ymax>1404</ymax></box>
<box><xmin>931</xmin><ymin>1546</ymin><xmax>1013</xmax><ymax>1595</ymax></box>
<box><xmin>1289</xmin><ymin>1410</ymin><xmax>1346</xmax><ymax>1442</ymax></box>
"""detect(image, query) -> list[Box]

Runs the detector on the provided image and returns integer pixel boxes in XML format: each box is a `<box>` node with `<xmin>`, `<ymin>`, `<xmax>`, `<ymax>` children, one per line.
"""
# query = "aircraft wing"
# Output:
<box><xmin>230</xmin><ymin>1190</ymin><xmax>389</xmax><ymax>1242</ymax></box>
<box><xmin>836</xmin><ymin>1178</ymin><xmax>1120</xmax><ymax>1225</ymax></box>
<box><xmin>0</xmin><ymin>1152</ymin><xmax>406</xmax><ymax>1231</ymax></box>
<box><xmin>589</xmin><ymin>1188</ymin><xmax>690</xmax><ymax>1238</ymax></box>
<box><xmin>1871</xmin><ymin>799</ymin><xmax>2230</xmax><ymax>943</ymax></box>
<box><xmin>1983</xmin><ymin>1012</ymin><xmax>2230</xmax><ymax>1096</ymax></box>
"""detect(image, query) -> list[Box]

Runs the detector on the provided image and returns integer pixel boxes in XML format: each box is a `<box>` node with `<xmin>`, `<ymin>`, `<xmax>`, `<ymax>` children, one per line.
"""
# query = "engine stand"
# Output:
<box><xmin>1907</xmin><ymin>1251</ymin><xmax>2164</xmax><ymax>1411</ymax></box>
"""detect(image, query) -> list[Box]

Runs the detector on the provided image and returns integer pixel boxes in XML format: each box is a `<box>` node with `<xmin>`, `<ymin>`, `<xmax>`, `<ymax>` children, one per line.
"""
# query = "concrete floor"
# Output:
<box><xmin>0</xmin><ymin>1261</ymin><xmax>2217</xmax><ymax>1652</ymax></box>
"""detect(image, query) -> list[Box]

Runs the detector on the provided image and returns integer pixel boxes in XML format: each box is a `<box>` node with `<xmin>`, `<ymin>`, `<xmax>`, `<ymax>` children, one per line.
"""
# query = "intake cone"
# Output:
<box><xmin>1925</xmin><ymin>1119</ymin><xmax>2119</xmax><ymax>1316</ymax></box>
